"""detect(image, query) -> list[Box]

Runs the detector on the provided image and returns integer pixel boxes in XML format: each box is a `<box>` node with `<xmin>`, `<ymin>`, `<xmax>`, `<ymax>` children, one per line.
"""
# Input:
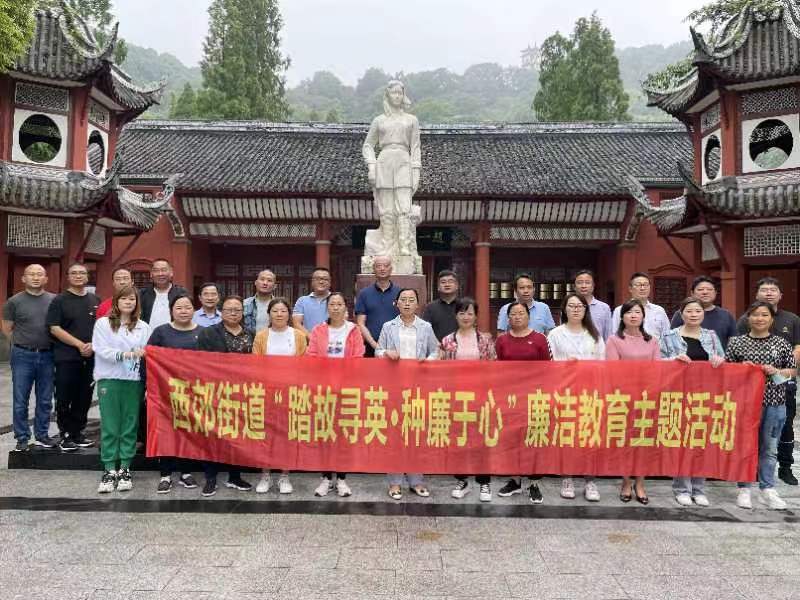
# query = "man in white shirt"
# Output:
<box><xmin>140</xmin><ymin>259</ymin><xmax>187</xmax><ymax>330</ymax></box>
<box><xmin>610</xmin><ymin>272</ymin><xmax>670</xmax><ymax>339</ymax></box>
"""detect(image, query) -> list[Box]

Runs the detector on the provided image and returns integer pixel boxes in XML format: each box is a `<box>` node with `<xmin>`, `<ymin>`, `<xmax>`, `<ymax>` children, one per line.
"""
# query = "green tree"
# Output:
<box><xmin>170</xmin><ymin>83</ymin><xmax>197</xmax><ymax>118</ymax></box>
<box><xmin>325</xmin><ymin>108</ymin><xmax>340</xmax><ymax>123</ymax></box>
<box><xmin>43</xmin><ymin>0</ymin><xmax>128</xmax><ymax>63</ymax></box>
<box><xmin>0</xmin><ymin>0</ymin><xmax>36</xmax><ymax>72</ymax></box>
<box><xmin>534</xmin><ymin>13</ymin><xmax>630</xmax><ymax>121</ymax></box>
<box><xmin>196</xmin><ymin>0</ymin><xmax>290</xmax><ymax>120</ymax></box>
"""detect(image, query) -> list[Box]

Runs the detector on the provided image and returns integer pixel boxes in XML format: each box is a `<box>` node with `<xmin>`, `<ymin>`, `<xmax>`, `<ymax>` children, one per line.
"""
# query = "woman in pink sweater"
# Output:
<box><xmin>605</xmin><ymin>299</ymin><xmax>659</xmax><ymax>505</ymax></box>
<box><xmin>306</xmin><ymin>292</ymin><xmax>365</xmax><ymax>497</ymax></box>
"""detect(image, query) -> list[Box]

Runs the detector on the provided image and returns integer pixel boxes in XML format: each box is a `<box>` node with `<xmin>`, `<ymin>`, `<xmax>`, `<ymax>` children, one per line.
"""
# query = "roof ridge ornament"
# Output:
<box><xmin>624</xmin><ymin>174</ymin><xmax>689</xmax><ymax>233</ymax></box>
<box><xmin>55</xmin><ymin>5</ymin><xmax>119</xmax><ymax>62</ymax></box>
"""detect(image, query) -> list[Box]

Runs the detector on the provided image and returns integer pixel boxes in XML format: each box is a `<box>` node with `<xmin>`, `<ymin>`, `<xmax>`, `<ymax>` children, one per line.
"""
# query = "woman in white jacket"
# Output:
<box><xmin>548</xmin><ymin>293</ymin><xmax>605</xmax><ymax>503</ymax></box>
<box><xmin>92</xmin><ymin>286</ymin><xmax>150</xmax><ymax>493</ymax></box>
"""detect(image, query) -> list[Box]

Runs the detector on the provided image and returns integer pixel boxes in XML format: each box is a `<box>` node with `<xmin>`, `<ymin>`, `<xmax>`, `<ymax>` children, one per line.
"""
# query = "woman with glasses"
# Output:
<box><xmin>307</xmin><ymin>292</ymin><xmax>365</xmax><ymax>497</ymax></box>
<box><xmin>196</xmin><ymin>295</ymin><xmax>255</xmax><ymax>496</ymax></box>
<box><xmin>547</xmin><ymin>292</ymin><xmax>605</xmax><ymax>502</ymax></box>
<box><xmin>252</xmin><ymin>298</ymin><xmax>307</xmax><ymax>495</ymax></box>
<box><xmin>439</xmin><ymin>297</ymin><xmax>496</xmax><ymax>501</ymax></box>
<box><xmin>376</xmin><ymin>288</ymin><xmax>439</xmax><ymax>500</ymax></box>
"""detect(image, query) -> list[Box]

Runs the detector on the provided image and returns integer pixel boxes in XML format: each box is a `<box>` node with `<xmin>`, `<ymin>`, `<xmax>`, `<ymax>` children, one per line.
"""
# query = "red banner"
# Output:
<box><xmin>145</xmin><ymin>346</ymin><xmax>765</xmax><ymax>481</ymax></box>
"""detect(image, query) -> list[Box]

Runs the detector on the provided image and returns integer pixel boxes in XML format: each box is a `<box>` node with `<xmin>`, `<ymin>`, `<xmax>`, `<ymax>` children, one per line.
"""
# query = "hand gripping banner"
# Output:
<box><xmin>146</xmin><ymin>346</ymin><xmax>765</xmax><ymax>481</ymax></box>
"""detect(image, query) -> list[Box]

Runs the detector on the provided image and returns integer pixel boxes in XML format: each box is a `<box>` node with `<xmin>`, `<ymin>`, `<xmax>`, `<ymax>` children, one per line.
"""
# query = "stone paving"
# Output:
<box><xmin>1</xmin><ymin>364</ymin><xmax>800</xmax><ymax>599</ymax></box>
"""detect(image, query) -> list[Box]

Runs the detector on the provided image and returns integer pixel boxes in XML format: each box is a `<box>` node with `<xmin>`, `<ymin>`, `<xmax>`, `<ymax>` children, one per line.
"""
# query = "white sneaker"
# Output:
<box><xmin>736</xmin><ymin>488</ymin><xmax>752</xmax><ymax>509</ymax></box>
<box><xmin>116</xmin><ymin>468</ymin><xmax>133</xmax><ymax>492</ymax></box>
<box><xmin>675</xmin><ymin>492</ymin><xmax>693</xmax><ymax>507</ymax></box>
<box><xmin>479</xmin><ymin>483</ymin><xmax>492</xmax><ymax>502</ymax></box>
<box><xmin>451</xmin><ymin>479</ymin><xmax>470</xmax><ymax>499</ymax></box>
<box><xmin>97</xmin><ymin>470</ymin><xmax>116</xmax><ymax>494</ymax></box>
<box><xmin>560</xmin><ymin>478</ymin><xmax>575</xmax><ymax>499</ymax></box>
<box><xmin>278</xmin><ymin>475</ymin><xmax>293</xmax><ymax>494</ymax></box>
<box><xmin>584</xmin><ymin>481</ymin><xmax>600</xmax><ymax>502</ymax></box>
<box><xmin>692</xmin><ymin>494</ymin><xmax>710</xmax><ymax>507</ymax></box>
<box><xmin>336</xmin><ymin>479</ymin><xmax>352</xmax><ymax>497</ymax></box>
<box><xmin>760</xmin><ymin>488</ymin><xmax>787</xmax><ymax>511</ymax></box>
<box><xmin>255</xmin><ymin>474</ymin><xmax>272</xmax><ymax>494</ymax></box>
<box><xmin>314</xmin><ymin>477</ymin><xmax>333</xmax><ymax>497</ymax></box>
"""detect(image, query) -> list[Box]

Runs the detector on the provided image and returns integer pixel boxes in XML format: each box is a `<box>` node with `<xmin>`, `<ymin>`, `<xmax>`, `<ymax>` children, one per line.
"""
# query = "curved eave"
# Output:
<box><xmin>644</xmin><ymin>69</ymin><xmax>703</xmax><ymax>117</ymax></box>
<box><xmin>625</xmin><ymin>175</ymin><xmax>692</xmax><ymax>233</ymax></box>
<box><xmin>100</xmin><ymin>67</ymin><xmax>165</xmax><ymax>113</ymax></box>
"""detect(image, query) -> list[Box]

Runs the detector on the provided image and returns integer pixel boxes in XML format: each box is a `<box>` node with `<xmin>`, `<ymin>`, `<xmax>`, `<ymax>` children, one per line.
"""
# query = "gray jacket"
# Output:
<box><xmin>376</xmin><ymin>316</ymin><xmax>439</xmax><ymax>360</ymax></box>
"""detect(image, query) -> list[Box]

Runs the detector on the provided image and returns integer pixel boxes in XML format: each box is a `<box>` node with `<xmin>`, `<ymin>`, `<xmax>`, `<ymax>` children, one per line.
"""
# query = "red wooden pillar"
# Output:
<box><xmin>63</xmin><ymin>219</ymin><xmax>86</xmax><ymax>280</ymax></box>
<box><xmin>719</xmin><ymin>225</ymin><xmax>746</xmax><ymax>317</ymax></box>
<box><xmin>68</xmin><ymin>87</ymin><xmax>90</xmax><ymax>171</ymax></box>
<box><xmin>171</xmin><ymin>239</ymin><xmax>193</xmax><ymax>292</ymax></box>
<box><xmin>474</xmin><ymin>224</ymin><xmax>491</xmax><ymax>333</ymax></box>
<box><xmin>0</xmin><ymin>75</ymin><xmax>14</xmax><ymax>161</ymax></box>
<box><xmin>719</xmin><ymin>90</ymin><xmax>739</xmax><ymax>177</ymax></box>
<box><xmin>615</xmin><ymin>242</ymin><xmax>638</xmax><ymax>305</ymax></box>
<box><xmin>315</xmin><ymin>221</ymin><xmax>331</xmax><ymax>270</ymax></box>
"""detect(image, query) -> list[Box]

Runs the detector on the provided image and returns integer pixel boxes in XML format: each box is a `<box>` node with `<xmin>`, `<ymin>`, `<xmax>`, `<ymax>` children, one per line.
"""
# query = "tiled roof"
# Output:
<box><xmin>646</xmin><ymin>1</ymin><xmax>800</xmax><ymax>116</ymax></box>
<box><xmin>118</xmin><ymin>121</ymin><xmax>692</xmax><ymax>198</ymax></box>
<box><xmin>12</xmin><ymin>6</ymin><xmax>164</xmax><ymax>114</ymax></box>
<box><xmin>0</xmin><ymin>155</ymin><xmax>170</xmax><ymax>231</ymax></box>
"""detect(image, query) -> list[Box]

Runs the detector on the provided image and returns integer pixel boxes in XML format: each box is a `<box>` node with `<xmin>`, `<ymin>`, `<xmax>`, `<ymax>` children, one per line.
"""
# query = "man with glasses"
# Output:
<box><xmin>193</xmin><ymin>282</ymin><xmax>222</xmax><ymax>327</ymax></box>
<box><xmin>140</xmin><ymin>259</ymin><xmax>187</xmax><ymax>331</ymax></box>
<box><xmin>292</xmin><ymin>267</ymin><xmax>332</xmax><ymax>338</ymax></box>
<box><xmin>46</xmin><ymin>263</ymin><xmax>100</xmax><ymax>451</ymax></box>
<box><xmin>2</xmin><ymin>264</ymin><xmax>57</xmax><ymax>451</ymax></box>
<box><xmin>610</xmin><ymin>272</ymin><xmax>670</xmax><ymax>339</ymax></box>
<box><xmin>736</xmin><ymin>277</ymin><xmax>800</xmax><ymax>486</ymax></box>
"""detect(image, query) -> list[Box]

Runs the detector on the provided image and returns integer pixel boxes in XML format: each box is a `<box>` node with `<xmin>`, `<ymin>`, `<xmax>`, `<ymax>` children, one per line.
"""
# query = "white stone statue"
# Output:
<box><xmin>361</xmin><ymin>80</ymin><xmax>423</xmax><ymax>275</ymax></box>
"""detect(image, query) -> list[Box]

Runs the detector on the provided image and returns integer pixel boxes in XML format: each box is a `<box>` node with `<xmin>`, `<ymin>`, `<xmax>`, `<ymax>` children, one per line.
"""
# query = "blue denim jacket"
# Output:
<box><xmin>659</xmin><ymin>327</ymin><xmax>724</xmax><ymax>360</ymax></box>
<box><xmin>243</xmin><ymin>295</ymin><xmax>269</xmax><ymax>332</ymax></box>
<box><xmin>376</xmin><ymin>316</ymin><xmax>439</xmax><ymax>360</ymax></box>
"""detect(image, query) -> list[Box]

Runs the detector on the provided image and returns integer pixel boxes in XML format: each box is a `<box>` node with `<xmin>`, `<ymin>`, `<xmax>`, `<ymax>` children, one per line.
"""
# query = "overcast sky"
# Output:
<box><xmin>116</xmin><ymin>0</ymin><xmax>706</xmax><ymax>85</ymax></box>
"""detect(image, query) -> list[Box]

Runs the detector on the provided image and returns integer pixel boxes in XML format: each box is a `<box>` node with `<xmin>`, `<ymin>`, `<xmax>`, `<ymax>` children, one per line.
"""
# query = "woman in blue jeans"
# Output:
<box><xmin>726</xmin><ymin>301</ymin><xmax>796</xmax><ymax>511</ymax></box>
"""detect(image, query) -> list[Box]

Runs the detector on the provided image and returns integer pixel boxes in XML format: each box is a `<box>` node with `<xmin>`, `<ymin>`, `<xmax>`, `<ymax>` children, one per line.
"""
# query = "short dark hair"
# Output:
<box><xmin>745</xmin><ymin>300</ymin><xmax>777</xmax><ymax>318</ymax></box>
<box><xmin>198</xmin><ymin>282</ymin><xmax>219</xmax><ymax>294</ymax></box>
<box><xmin>396</xmin><ymin>288</ymin><xmax>419</xmax><ymax>302</ymax></box>
<box><xmin>267</xmin><ymin>297</ymin><xmax>291</xmax><ymax>313</ymax></box>
<box><xmin>756</xmin><ymin>277</ymin><xmax>783</xmax><ymax>293</ymax></box>
<box><xmin>312</xmin><ymin>267</ymin><xmax>331</xmax><ymax>275</ymax></box>
<box><xmin>455</xmin><ymin>296</ymin><xmax>478</xmax><ymax>315</ymax></box>
<box><xmin>67</xmin><ymin>262</ymin><xmax>87</xmax><ymax>273</ymax></box>
<box><xmin>112</xmin><ymin>267</ymin><xmax>132</xmax><ymax>279</ymax></box>
<box><xmin>152</xmin><ymin>258</ymin><xmax>171</xmax><ymax>267</ymax></box>
<box><xmin>574</xmin><ymin>269</ymin><xmax>595</xmax><ymax>281</ymax></box>
<box><xmin>629</xmin><ymin>272</ymin><xmax>650</xmax><ymax>284</ymax></box>
<box><xmin>222</xmin><ymin>295</ymin><xmax>244</xmax><ymax>307</ymax></box>
<box><xmin>616</xmin><ymin>299</ymin><xmax>652</xmax><ymax>342</ymax></box>
<box><xmin>506</xmin><ymin>300</ymin><xmax>531</xmax><ymax>318</ymax></box>
<box><xmin>514</xmin><ymin>273</ymin><xmax>534</xmax><ymax>289</ymax></box>
<box><xmin>169</xmin><ymin>293</ymin><xmax>194</xmax><ymax>313</ymax></box>
<box><xmin>679</xmin><ymin>296</ymin><xmax>704</xmax><ymax>313</ymax></box>
<box><xmin>437</xmin><ymin>269</ymin><xmax>458</xmax><ymax>281</ymax></box>
<box><xmin>691</xmin><ymin>276</ymin><xmax>716</xmax><ymax>291</ymax></box>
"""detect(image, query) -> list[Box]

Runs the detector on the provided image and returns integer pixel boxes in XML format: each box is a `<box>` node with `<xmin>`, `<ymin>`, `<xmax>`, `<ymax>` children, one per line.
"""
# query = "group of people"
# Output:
<box><xmin>2</xmin><ymin>256</ymin><xmax>798</xmax><ymax>510</ymax></box>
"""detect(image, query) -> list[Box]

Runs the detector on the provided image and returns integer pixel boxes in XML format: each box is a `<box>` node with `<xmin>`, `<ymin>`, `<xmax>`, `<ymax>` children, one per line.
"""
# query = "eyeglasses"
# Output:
<box><xmin>312</xmin><ymin>276</ymin><xmax>331</xmax><ymax>281</ymax></box>
<box><xmin>397</xmin><ymin>298</ymin><xmax>416</xmax><ymax>304</ymax></box>
<box><xmin>565</xmin><ymin>304</ymin><xmax>585</xmax><ymax>310</ymax></box>
<box><xmin>631</xmin><ymin>283</ymin><xmax>650</xmax><ymax>289</ymax></box>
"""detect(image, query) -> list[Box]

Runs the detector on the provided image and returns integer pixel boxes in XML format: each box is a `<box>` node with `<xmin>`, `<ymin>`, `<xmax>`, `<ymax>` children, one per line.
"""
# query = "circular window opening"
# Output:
<box><xmin>87</xmin><ymin>131</ymin><xmax>105</xmax><ymax>175</ymax></box>
<box><xmin>749</xmin><ymin>118</ymin><xmax>793</xmax><ymax>169</ymax></box>
<box><xmin>704</xmin><ymin>135</ymin><xmax>721</xmax><ymax>180</ymax></box>
<box><xmin>19</xmin><ymin>114</ymin><xmax>62</xmax><ymax>163</ymax></box>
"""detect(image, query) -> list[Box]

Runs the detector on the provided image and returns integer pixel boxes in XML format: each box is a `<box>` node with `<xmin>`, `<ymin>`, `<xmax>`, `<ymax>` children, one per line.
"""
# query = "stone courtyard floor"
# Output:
<box><xmin>1</xmin><ymin>364</ymin><xmax>800</xmax><ymax>599</ymax></box>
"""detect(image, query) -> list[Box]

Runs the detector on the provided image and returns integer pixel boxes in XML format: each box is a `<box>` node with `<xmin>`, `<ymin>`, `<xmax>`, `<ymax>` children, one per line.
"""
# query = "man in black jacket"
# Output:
<box><xmin>140</xmin><ymin>259</ymin><xmax>188</xmax><ymax>330</ymax></box>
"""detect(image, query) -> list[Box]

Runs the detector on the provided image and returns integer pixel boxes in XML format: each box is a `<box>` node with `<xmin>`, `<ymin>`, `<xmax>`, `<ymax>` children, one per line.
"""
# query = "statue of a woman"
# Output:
<box><xmin>361</xmin><ymin>80</ymin><xmax>422</xmax><ymax>274</ymax></box>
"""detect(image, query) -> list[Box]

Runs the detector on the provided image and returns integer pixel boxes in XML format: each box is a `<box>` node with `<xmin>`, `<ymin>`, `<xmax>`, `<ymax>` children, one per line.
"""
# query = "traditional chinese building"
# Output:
<box><xmin>636</xmin><ymin>1</ymin><xmax>800</xmax><ymax>316</ymax></box>
<box><xmin>115</xmin><ymin>120</ymin><xmax>695</xmax><ymax>331</ymax></box>
<box><xmin>0</xmin><ymin>5</ymin><xmax>170</xmax><ymax>309</ymax></box>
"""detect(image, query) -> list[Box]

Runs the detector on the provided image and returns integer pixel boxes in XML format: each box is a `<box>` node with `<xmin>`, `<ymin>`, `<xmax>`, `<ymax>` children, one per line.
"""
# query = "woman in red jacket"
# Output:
<box><xmin>306</xmin><ymin>292</ymin><xmax>365</xmax><ymax>496</ymax></box>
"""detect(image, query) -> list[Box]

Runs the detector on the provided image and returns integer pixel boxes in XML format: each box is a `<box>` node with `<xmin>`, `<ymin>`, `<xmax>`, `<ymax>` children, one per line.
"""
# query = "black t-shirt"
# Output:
<box><xmin>737</xmin><ymin>308</ymin><xmax>800</xmax><ymax>348</ymax></box>
<box><xmin>45</xmin><ymin>290</ymin><xmax>100</xmax><ymax>362</ymax></box>
<box><xmin>148</xmin><ymin>323</ymin><xmax>201</xmax><ymax>350</ymax></box>
<box><xmin>422</xmin><ymin>298</ymin><xmax>458</xmax><ymax>342</ymax></box>
<box><xmin>683</xmin><ymin>336</ymin><xmax>709</xmax><ymax>361</ymax></box>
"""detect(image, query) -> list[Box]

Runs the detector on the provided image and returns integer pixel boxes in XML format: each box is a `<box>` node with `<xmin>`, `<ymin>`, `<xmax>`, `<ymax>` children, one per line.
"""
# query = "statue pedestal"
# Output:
<box><xmin>360</xmin><ymin>254</ymin><xmax>422</xmax><ymax>276</ymax></box>
<box><xmin>355</xmin><ymin>274</ymin><xmax>428</xmax><ymax>310</ymax></box>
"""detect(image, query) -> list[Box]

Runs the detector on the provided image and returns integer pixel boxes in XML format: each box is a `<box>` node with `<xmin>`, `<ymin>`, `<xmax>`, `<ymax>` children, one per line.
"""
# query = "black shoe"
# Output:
<box><xmin>528</xmin><ymin>483</ymin><xmax>544</xmax><ymax>504</ymax></box>
<box><xmin>157</xmin><ymin>477</ymin><xmax>172</xmax><ymax>494</ymax></box>
<box><xmin>73</xmin><ymin>434</ymin><xmax>94</xmax><ymax>448</ymax></box>
<box><xmin>179</xmin><ymin>474</ymin><xmax>198</xmax><ymax>489</ymax></box>
<box><xmin>33</xmin><ymin>436</ymin><xmax>57</xmax><ymax>449</ymax></box>
<box><xmin>59</xmin><ymin>438</ymin><xmax>78</xmax><ymax>452</ymax></box>
<box><xmin>497</xmin><ymin>478</ymin><xmax>522</xmax><ymax>497</ymax></box>
<box><xmin>13</xmin><ymin>441</ymin><xmax>30</xmax><ymax>452</ymax></box>
<box><xmin>779</xmin><ymin>467</ymin><xmax>799</xmax><ymax>486</ymax></box>
<box><xmin>225</xmin><ymin>477</ymin><xmax>253</xmax><ymax>491</ymax></box>
<box><xmin>202</xmin><ymin>479</ymin><xmax>218</xmax><ymax>497</ymax></box>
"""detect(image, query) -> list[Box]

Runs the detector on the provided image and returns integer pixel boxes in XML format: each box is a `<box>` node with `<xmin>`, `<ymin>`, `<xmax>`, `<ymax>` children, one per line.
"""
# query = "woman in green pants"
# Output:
<box><xmin>92</xmin><ymin>286</ymin><xmax>151</xmax><ymax>493</ymax></box>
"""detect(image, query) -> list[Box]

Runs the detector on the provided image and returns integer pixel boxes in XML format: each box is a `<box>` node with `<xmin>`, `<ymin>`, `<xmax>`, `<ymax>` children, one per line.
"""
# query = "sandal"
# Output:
<box><xmin>409</xmin><ymin>486</ymin><xmax>430</xmax><ymax>497</ymax></box>
<box><xmin>635</xmin><ymin>493</ymin><xmax>649</xmax><ymax>505</ymax></box>
<box><xmin>619</xmin><ymin>492</ymin><xmax>632</xmax><ymax>503</ymax></box>
<box><xmin>388</xmin><ymin>487</ymin><xmax>402</xmax><ymax>500</ymax></box>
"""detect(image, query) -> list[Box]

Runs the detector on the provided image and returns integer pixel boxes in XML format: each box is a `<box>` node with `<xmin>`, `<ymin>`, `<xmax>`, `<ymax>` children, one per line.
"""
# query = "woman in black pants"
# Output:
<box><xmin>196</xmin><ymin>295</ymin><xmax>255</xmax><ymax>496</ymax></box>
